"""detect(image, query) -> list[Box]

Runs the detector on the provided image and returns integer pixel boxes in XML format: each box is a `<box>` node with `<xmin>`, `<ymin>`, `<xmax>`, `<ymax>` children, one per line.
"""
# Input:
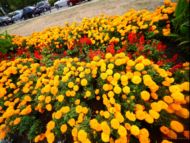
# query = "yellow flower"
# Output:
<box><xmin>103</xmin><ymin>84</ymin><xmax>110</xmax><ymax>91</ymax></box>
<box><xmin>76</xmin><ymin>105</ymin><xmax>82</xmax><ymax>113</ymax></box>
<box><xmin>103</xmin><ymin>111</ymin><xmax>110</xmax><ymax>119</ymax></box>
<box><xmin>46</xmin><ymin>132</ymin><xmax>55</xmax><ymax>143</ymax></box>
<box><xmin>135</xmin><ymin>110</ymin><xmax>146</xmax><ymax>120</ymax></box>
<box><xmin>115</xmin><ymin>112</ymin><xmax>124</xmax><ymax>123</ymax></box>
<box><xmin>85</xmin><ymin>90</ymin><xmax>91</xmax><ymax>97</ymax></box>
<box><xmin>125</xmin><ymin>111</ymin><xmax>136</xmax><ymax>121</ymax></box>
<box><xmin>171</xmin><ymin>92</ymin><xmax>184</xmax><ymax>102</ymax></box>
<box><xmin>51</xmin><ymin>86</ymin><xmax>58</xmax><ymax>96</ymax></box>
<box><xmin>81</xmin><ymin>78</ymin><xmax>88</xmax><ymax>86</ymax></box>
<box><xmin>140</xmin><ymin>91</ymin><xmax>150</xmax><ymax>101</ymax></box>
<box><xmin>180</xmin><ymin>82</ymin><xmax>189</xmax><ymax>91</ymax></box>
<box><xmin>45</xmin><ymin>96</ymin><xmax>51</xmax><ymax>104</ymax></box>
<box><xmin>60</xmin><ymin>124</ymin><xmax>67</xmax><ymax>134</ymax></box>
<box><xmin>135</xmin><ymin>63</ymin><xmax>144</xmax><ymax>71</ymax></box>
<box><xmin>101</xmin><ymin>132</ymin><xmax>109</xmax><ymax>142</ymax></box>
<box><xmin>54</xmin><ymin>111</ymin><xmax>62</xmax><ymax>120</ymax></box>
<box><xmin>131</xmin><ymin>76</ymin><xmax>142</xmax><ymax>84</ymax></box>
<box><xmin>110</xmin><ymin>118</ymin><xmax>120</xmax><ymax>129</ymax></box>
<box><xmin>72</xmin><ymin>127</ymin><xmax>78</xmax><ymax>137</ymax></box>
<box><xmin>105</xmin><ymin>53</ymin><xmax>113</xmax><ymax>59</ymax></box>
<box><xmin>101</xmin><ymin>73</ymin><xmax>108</xmax><ymax>80</ymax></box>
<box><xmin>145</xmin><ymin>114</ymin><xmax>154</xmax><ymax>124</ymax></box>
<box><xmin>130</xmin><ymin>125</ymin><xmax>140</xmax><ymax>136</ymax></box>
<box><xmin>149</xmin><ymin>109</ymin><xmax>160</xmax><ymax>119</ymax></box>
<box><xmin>101</xmin><ymin>121</ymin><xmax>111</xmax><ymax>135</ymax></box>
<box><xmin>118</xmin><ymin>125</ymin><xmax>127</xmax><ymax>137</ymax></box>
<box><xmin>78</xmin><ymin>130</ymin><xmax>87</xmax><ymax>142</ymax></box>
<box><xmin>73</xmin><ymin>85</ymin><xmax>79</xmax><ymax>91</ymax></box>
<box><xmin>46</xmin><ymin>121</ymin><xmax>55</xmax><ymax>131</ymax></box>
<box><xmin>56</xmin><ymin>95</ymin><xmax>64</xmax><ymax>102</ymax></box>
<box><xmin>113</xmin><ymin>86</ymin><xmax>122</xmax><ymax>94</ymax></box>
<box><xmin>68</xmin><ymin>82</ymin><xmax>74</xmax><ymax>88</ymax></box>
<box><xmin>170</xmin><ymin>120</ymin><xmax>184</xmax><ymax>133</ymax></box>
<box><xmin>46</xmin><ymin>104</ymin><xmax>52</xmax><ymax>111</ymax></box>
<box><xmin>169</xmin><ymin>85</ymin><xmax>182</xmax><ymax>93</ymax></box>
<box><xmin>68</xmin><ymin>118</ymin><xmax>75</xmax><ymax>127</ymax></box>
<box><xmin>122</xmin><ymin>86</ymin><xmax>130</xmax><ymax>94</ymax></box>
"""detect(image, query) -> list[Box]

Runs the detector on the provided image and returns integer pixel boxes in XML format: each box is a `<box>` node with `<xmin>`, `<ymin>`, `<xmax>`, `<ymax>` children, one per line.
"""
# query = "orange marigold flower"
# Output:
<box><xmin>167</xmin><ymin>129</ymin><xmax>177</xmax><ymax>139</ymax></box>
<box><xmin>170</xmin><ymin>120</ymin><xmax>184</xmax><ymax>133</ymax></box>
<box><xmin>160</xmin><ymin>126</ymin><xmax>169</xmax><ymax>135</ymax></box>
<box><xmin>60</xmin><ymin>124</ymin><xmax>67</xmax><ymax>134</ymax></box>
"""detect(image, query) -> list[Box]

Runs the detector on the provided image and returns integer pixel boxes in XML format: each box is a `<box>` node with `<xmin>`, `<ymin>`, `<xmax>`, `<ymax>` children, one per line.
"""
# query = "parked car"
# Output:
<box><xmin>33</xmin><ymin>1</ymin><xmax>51</xmax><ymax>16</ymax></box>
<box><xmin>0</xmin><ymin>9</ymin><xmax>13</xmax><ymax>26</ymax></box>
<box><xmin>0</xmin><ymin>16</ymin><xmax>13</xmax><ymax>26</ymax></box>
<box><xmin>67</xmin><ymin>0</ymin><xmax>91</xmax><ymax>6</ymax></box>
<box><xmin>9</xmin><ymin>10</ymin><xmax>23</xmax><ymax>22</ymax></box>
<box><xmin>54</xmin><ymin>0</ymin><xmax>68</xmax><ymax>9</ymax></box>
<box><xmin>22</xmin><ymin>6</ymin><xmax>35</xmax><ymax>19</ymax></box>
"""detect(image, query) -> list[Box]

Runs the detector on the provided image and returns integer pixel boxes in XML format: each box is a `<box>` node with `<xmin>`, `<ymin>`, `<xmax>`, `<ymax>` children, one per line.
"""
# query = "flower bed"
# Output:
<box><xmin>0</xmin><ymin>53</ymin><xmax>189</xmax><ymax>143</ymax></box>
<box><xmin>0</xmin><ymin>0</ymin><xmax>189</xmax><ymax>143</ymax></box>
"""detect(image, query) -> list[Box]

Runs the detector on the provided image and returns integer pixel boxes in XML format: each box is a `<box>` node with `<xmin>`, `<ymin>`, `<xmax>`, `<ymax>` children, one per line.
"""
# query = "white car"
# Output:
<box><xmin>54</xmin><ymin>0</ymin><xmax>68</xmax><ymax>9</ymax></box>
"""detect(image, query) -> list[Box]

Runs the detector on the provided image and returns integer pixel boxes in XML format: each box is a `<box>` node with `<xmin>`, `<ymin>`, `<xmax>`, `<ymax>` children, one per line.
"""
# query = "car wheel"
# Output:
<box><xmin>55</xmin><ymin>5</ymin><xmax>59</xmax><ymax>9</ymax></box>
<box><xmin>68</xmin><ymin>2</ymin><xmax>73</xmax><ymax>6</ymax></box>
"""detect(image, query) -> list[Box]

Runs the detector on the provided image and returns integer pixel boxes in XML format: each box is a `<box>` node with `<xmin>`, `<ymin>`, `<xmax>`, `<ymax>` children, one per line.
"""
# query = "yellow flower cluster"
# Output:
<box><xmin>12</xmin><ymin>0</ymin><xmax>176</xmax><ymax>50</ymax></box>
<box><xmin>0</xmin><ymin>52</ymin><xmax>189</xmax><ymax>142</ymax></box>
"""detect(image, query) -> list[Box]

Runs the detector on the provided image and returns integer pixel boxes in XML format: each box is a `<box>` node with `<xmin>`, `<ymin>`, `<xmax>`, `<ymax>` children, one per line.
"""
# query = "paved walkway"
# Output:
<box><xmin>0</xmin><ymin>0</ymin><xmax>163</xmax><ymax>36</ymax></box>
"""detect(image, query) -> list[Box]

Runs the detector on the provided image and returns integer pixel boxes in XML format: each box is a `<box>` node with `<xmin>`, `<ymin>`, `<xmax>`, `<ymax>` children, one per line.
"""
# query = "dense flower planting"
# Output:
<box><xmin>0</xmin><ymin>0</ymin><xmax>189</xmax><ymax>143</ymax></box>
<box><xmin>0</xmin><ymin>53</ymin><xmax>189</xmax><ymax>143</ymax></box>
<box><xmin>1</xmin><ymin>0</ymin><xmax>176</xmax><ymax>59</ymax></box>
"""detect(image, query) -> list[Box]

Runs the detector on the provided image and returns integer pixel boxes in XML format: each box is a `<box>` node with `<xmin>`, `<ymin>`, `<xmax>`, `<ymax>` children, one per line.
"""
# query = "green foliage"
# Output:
<box><xmin>171</xmin><ymin>0</ymin><xmax>190</xmax><ymax>53</ymax></box>
<box><xmin>28</xmin><ymin>120</ymin><xmax>43</xmax><ymax>140</ymax></box>
<box><xmin>0</xmin><ymin>32</ymin><xmax>17</xmax><ymax>54</ymax></box>
<box><xmin>48</xmin><ymin>0</ymin><xmax>57</xmax><ymax>6</ymax></box>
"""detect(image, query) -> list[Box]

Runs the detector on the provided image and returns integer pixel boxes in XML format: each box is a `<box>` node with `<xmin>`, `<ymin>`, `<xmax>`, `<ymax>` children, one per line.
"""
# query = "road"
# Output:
<box><xmin>0</xmin><ymin>0</ymin><xmax>163</xmax><ymax>36</ymax></box>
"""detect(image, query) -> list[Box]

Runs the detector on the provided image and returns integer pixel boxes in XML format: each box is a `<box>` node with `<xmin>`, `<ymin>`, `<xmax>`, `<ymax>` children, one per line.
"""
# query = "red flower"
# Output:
<box><xmin>79</xmin><ymin>36</ymin><xmax>92</xmax><ymax>45</ymax></box>
<box><xmin>63</xmin><ymin>51</ymin><xmax>67</xmax><ymax>56</ymax></box>
<box><xmin>157</xmin><ymin>42</ymin><xmax>166</xmax><ymax>52</ymax></box>
<box><xmin>169</xmin><ymin>63</ymin><xmax>183</xmax><ymax>72</ymax></box>
<box><xmin>88</xmin><ymin>49</ymin><xmax>104</xmax><ymax>60</ymax></box>
<box><xmin>117</xmin><ymin>46</ymin><xmax>126</xmax><ymax>53</ymax></box>
<box><xmin>128</xmin><ymin>32</ymin><xmax>137</xmax><ymax>44</ymax></box>
<box><xmin>106</xmin><ymin>43</ymin><xmax>115</xmax><ymax>55</ymax></box>
<box><xmin>157</xmin><ymin>60</ymin><xmax>164</xmax><ymax>66</ymax></box>
<box><xmin>139</xmin><ymin>35</ymin><xmax>145</xmax><ymax>45</ymax></box>
<box><xmin>34</xmin><ymin>50</ymin><xmax>42</xmax><ymax>60</ymax></box>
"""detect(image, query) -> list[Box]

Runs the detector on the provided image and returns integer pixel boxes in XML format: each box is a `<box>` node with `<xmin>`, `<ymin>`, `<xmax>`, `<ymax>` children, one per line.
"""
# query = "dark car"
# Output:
<box><xmin>67</xmin><ymin>0</ymin><xmax>91</xmax><ymax>6</ymax></box>
<box><xmin>22</xmin><ymin>6</ymin><xmax>35</xmax><ymax>19</ymax></box>
<box><xmin>33</xmin><ymin>1</ymin><xmax>51</xmax><ymax>16</ymax></box>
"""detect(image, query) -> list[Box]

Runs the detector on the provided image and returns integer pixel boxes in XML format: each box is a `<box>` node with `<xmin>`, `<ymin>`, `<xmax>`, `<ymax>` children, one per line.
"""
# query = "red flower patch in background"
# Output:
<box><xmin>34</xmin><ymin>50</ymin><xmax>42</xmax><ymax>60</ymax></box>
